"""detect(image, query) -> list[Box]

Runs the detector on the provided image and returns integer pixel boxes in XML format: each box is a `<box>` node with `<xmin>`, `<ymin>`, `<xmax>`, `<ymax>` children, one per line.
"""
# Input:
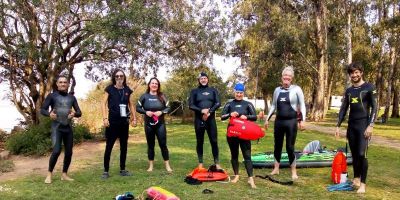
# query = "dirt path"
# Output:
<box><xmin>0</xmin><ymin>134</ymin><xmax>145</xmax><ymax>182</ymax></box>
<box><xmin>306</xmin><ymin>122</ymin><xmax>400</xmax><ymax>150</ymax></box>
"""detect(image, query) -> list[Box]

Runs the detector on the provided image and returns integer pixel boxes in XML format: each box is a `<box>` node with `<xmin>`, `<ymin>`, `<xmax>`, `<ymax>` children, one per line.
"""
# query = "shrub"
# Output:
<box><xmin>6</xmin><ymin>118</ymin><xmax>93</xmax><ymax>156</ymax></box>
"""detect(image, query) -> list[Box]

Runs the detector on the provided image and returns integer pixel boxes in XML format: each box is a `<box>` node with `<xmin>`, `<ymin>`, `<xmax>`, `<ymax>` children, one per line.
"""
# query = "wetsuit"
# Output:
<box><xmin>136</xmin><ymin>93</ymin><xmax>170</xmax><ymax>161</ymax></box>
<box><xmin>337</xmin><ymin>82</ymin><xmax>377</xmax><ymax>184</ymax></box>
<box><xmin>221</xmin><ymin>99</ymin><xmax>257</xmax><ymax>177</ymax></box>
<box><xmin>189</xmin><ymin>85</ymin><xmax>221</xmax><ymax>164</ymax></box>
<box><xmin>41</xmin><ymin>91</ymin><xmax>82</xmax><ymax>173</ymax></box>
<box><xmin>266</xmin><ymin>85</ymin><xmax>306</xmax><ymax>166</ymax></box>
<box><xmin>103</xmin><ymin>85</ymin><xmax>133</xmax><ymax>172</ymax></box>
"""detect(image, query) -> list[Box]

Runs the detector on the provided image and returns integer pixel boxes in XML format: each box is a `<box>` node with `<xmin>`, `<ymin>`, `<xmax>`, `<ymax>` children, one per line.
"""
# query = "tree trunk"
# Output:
<box><xmin>392</xmin><ymin>85</ymin><xmax>400</xmax><ymax>118</ymax></box>
<box><xmin>383</xmin><ymin>45</ymin><xmax>396</xmax><ymax>121</ymax></box>
<box><xmin>309</xmin><ymin>0</ymin><xmax>328</xmax><ymax>121</ymax></box>
<box><xmin>344</xmin><ymin>0</ymin><xmax>352</xmax><ymax>86</ymax></box>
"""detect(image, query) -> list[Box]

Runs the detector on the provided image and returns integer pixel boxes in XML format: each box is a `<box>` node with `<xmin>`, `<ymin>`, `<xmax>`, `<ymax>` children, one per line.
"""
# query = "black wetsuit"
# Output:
<box><xmin>266</xmin><ymin>85</ymin><xmax>306</xmax><ymax>166</ymax></box>
<box><xmin>337</xmin><ymin>82</ymin><xmax>377</xmax><ymax>184</ymax></box>
<box><xmin>41</xmin><ymin>91</ymin><xmax>82</xmax><ymax>173</ymax></box>
<box><xmin>221</xmin><ymin>99</ymin><xmax>257</xmax><ymax>177</ymax></box>
<box><xmin>136</xmin><ymin>93</ymin><xmax>170</xmax><ymax>161</ymax></box>
<box><xmin>103</xmin><ymin>85</ymin><xmax>133</xmax><ymax>172</ymax></box>
<box><xmin>189</xmin><ymin>85</ymin><xmax>221</xmax><ymax>164</ymax></box>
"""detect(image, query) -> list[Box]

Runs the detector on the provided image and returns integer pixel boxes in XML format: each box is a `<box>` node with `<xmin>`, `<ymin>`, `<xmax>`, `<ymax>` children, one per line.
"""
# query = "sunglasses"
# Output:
<box><xmin>115</xmin><ymin>75</ymin><xmax>124</xmax><ymax>78</ymax></box>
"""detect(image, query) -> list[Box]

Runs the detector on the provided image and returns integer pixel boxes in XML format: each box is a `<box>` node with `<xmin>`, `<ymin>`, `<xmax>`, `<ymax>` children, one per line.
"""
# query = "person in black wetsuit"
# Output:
<box><xmin>335</xmin><ymin>62</ymin><xmax>377</xmax><ymax>194</ymax></box>
<box><xmin>41</xmin><ymin>75</ymin><xmax>82</xmax><ymax>184</ymax></box>
<box><xmin>188</xmin><ymin>72</ymin><xmax>221</xmax><ymax>169</ymax></box>
<box><xmin>101</xmin><ymin>69</ymin><xmax>137</xmax><ymax>179</ymax></box>
<box><xmin>221</xmin><ymin>83</ymin><xmax>257</xmax><ymax>188</ymax></box>
<box><xmin>264</xmin><ymin>66</ymin><xmax>306</xmax><ymax>180</ymax></box>
<box><xmin>136</xmin><ymin>77</ymin><xmax>172</xmax><ymax>172</ymax></box>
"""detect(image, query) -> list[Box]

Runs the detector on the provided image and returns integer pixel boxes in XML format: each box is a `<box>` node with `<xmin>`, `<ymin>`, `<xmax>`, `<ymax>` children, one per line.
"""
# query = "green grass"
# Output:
<box><xmin>310</xmin><ymin>109</ymin><xmax>400</xmax><ymax>141</ymax></box>
<box><xmin>0</xmin><ymin>121</ymin><xmax>399</xmax><ymax>199</ymax></box>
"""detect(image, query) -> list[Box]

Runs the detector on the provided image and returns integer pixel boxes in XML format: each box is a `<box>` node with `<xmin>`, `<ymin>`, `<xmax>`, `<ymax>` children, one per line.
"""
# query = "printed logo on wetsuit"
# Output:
<box><xmin>149</xmin><ymin>98</ymin><xmax>158</xmax><ymax>101</ymax></box>
<box><xmin>279</xmin><ymin>98</ymin><xmax>286</xmax><ymax>102</ymax></box>
<box><xmin>373</xmin><ymin>90</ymin><xmax>377</xmax><ymax>94</ymax></box>
<box><xmin>202</xmin><ymin>92</ymin><xmax>210</xmax><ymax>96</ymax></box>
<box><xmin>351</xmin><ymin>97</ymin><xmax>359</xmax><ymax>103</ymax></box>
<box><xmin>235</xmin><ymin>105</ymin><xmax>242</xmax><ymax>108</ymax></box>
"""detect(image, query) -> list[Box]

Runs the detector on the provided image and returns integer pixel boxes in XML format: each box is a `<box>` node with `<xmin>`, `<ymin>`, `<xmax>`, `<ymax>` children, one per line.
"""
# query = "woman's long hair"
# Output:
<box><xmin>110</xmin><ymin>68</ymin><xmax>127</xmax><ymax>87</ymax></box>
<box><xmin>146</xmin><ymin>77</ymin><xmax>165</xmax><ymax>103</ymax></box>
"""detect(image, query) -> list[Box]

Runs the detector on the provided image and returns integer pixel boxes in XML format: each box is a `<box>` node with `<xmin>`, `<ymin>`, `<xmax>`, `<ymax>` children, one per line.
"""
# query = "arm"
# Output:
<box><xmin>136</xmin><ymin>95</ymin><xmax>147</xmax><ymax>114</ymax></box>
<box><xmin>40</xmin><ymin>93</ymin><xmax>53</xmax><ymax>117</ymax></box>
<box><xmin>209</xmin><ymin>89</ymin><xmax>221</xmax><ymax>113</ymax></box>
<box><xmin>245</xmin><ymin>102</ymin><xmax>257</xmax><ymax>121</ymax></box>
<box><xmin>336</xmin><ymin>90</ymin><xmax>350</xmax><ymax>127</ymax></box>
<box><xmin>296</xmin><ymin>86</ymin><xmax>306</xmax><ymax>121</ymax></box>
<box><xmin>188</xmin><ymin>89</ymin><xmax>202</xmax><ymax>112</ymax></box>
<box><xmin>266</xmin><ymin>88</ymin><xmax>278</xmax><ymax>121</ymax></box>
<box><xmin>72</xmin><ymin>96</ymin><xmax>82</xmax><ymax>117</ymax></box>
<box><xmin>369</xmin><ymin>86</ymin><xmax>377</xmax><ymax>126</ymax></box>
<box><xmin>161</xmin><ymin>94</ymin><xmax>170</xmax><ymax>114</ymax></box>
<box><xmin>220</xmin><ymin>103</ymin><xmax>231</xmax><ymax>121</ymax></box>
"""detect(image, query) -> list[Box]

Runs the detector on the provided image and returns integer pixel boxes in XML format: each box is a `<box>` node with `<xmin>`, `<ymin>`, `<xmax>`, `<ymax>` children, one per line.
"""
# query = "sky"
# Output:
<box><xmin>0</xmin><ymin>55</ymin><xmax>241</xmax><ymax>132</ymax></box>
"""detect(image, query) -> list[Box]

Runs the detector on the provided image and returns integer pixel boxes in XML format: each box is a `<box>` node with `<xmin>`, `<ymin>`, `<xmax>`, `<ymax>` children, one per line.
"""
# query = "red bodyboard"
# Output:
<box><xmin>188</xmin><ymin>167</ymin><xmax>228</xmax><ymax>182</ymax></box>
<box><xmin>227</xmin><ymin>118</ymin><xmax>265</xmax><ymax>140</ymax></box>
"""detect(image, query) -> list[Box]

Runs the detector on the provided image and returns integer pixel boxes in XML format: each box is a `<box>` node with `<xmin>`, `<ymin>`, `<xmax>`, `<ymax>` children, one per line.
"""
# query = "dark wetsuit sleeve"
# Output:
<box><xmin>188</xmin><ymin>89</ymin><xmax>202</xmax><ymax>112</ymax></box>
<box><xmin>220</xmin><ymin>103</ymin><xmax>231</xmax><ymax>121</ymax></box>
<box><xmin>245</xmin><ymin>102</ymin><xmax>257</xmax><ymax>121</ymax></box>
<box><xmin>136</xmin><ymin>94</ymin><xmax>147</xmax><ymax>114</ymax></box>
<box><xmin>369</xmin><ymin>86</ymin><xmax>377</xmax><ymax>125</ymax></box>
<box><xmin>40</xmin><ymin>93</ymin><xmax>53</xmax><ymax>117</ymax></box>
<box><xmin>337</xmin><ymin>90</ymin><xmax>350</xmax><ymax>127</ymax></box>
<box><xmin>209</xmin><ymin>89</ymin><xmax>221</xmax><ymax>113</ymax></box>
<box><xmin>161</xmin><ymin>94</ymin><xmax>170</xmax><ymax>114</ymax></box>
<box><xmin>72</xmin><ymin>96</ymin><xmax>82</xmax><ymax>118</ymax></box>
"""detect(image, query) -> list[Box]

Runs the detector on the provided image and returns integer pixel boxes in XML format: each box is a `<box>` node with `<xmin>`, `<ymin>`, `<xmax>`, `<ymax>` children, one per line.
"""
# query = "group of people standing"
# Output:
<box><xmin>40</xmin><ymin>62</ymin><xmax>376</xmax><ymax>193</ymax></box>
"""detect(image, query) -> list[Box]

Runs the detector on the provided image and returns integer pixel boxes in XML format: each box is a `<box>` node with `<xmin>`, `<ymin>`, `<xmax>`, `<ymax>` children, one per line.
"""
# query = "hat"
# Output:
<box><xmin>234</xmin><ymin>83</ymin><xmax>245</xmax><ymax>92</ymax></box>
<box><xmin>198</xmin><ymin>72</ymin><xmax>208</xmax><ymax>79</ymax></box>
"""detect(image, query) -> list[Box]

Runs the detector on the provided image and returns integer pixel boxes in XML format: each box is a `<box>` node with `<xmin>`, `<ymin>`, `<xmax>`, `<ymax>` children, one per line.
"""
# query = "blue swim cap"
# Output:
<box><xmin>234</xmin><ymin>83</ymin><xmax>245</xmax><ymax>92</ymax></box>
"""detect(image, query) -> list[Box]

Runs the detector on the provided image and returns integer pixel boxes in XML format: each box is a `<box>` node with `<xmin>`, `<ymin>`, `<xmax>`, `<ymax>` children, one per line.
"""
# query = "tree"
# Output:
<box><xmin>0</xmin><ymin>0</ymin><xmax>228</xmax><ymax>125</ymax></box>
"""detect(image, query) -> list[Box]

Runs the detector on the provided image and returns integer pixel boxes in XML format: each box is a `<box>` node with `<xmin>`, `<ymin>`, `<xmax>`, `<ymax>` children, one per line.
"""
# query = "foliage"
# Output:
<box><xmin>0</xmin><ymin>160</ymin><xmax>14</xmax><ymax>173</ymax></box>
<box><xmin>5</xmin><ymin>118</ymin><xmax>92</xmax><ymax>156</ymax></box>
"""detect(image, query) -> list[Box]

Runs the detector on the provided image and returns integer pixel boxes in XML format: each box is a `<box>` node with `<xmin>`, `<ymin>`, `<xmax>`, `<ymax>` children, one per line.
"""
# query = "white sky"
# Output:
<box><xmin>0</xmin><ymin>55</ymin><xmax>240</xmax><ymax>132</ymax></box>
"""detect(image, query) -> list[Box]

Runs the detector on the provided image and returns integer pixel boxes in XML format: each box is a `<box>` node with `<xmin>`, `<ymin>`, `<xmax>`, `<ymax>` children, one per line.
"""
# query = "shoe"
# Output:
<box><xmin>120</xmin><ymin>170</ymin><xmax>132</xmax><ymax>176</ymax></box>
<box><xmin>101</xmin><ymin>172</ymin><xmax>110</xmax><ymax>179</ymax></box>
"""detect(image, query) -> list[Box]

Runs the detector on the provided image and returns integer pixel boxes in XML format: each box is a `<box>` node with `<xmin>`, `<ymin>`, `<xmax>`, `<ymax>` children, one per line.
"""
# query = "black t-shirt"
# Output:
<box><xmin>105</xmin><ymin>85</ymin><xmax>133</xmax><ymax>123</ymax></box>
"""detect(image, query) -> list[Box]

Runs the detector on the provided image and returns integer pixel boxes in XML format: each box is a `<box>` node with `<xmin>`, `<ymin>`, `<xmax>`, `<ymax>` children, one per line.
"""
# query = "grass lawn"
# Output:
<box><xmin>0</xmin><ymin>121</ymin><xmax>399</xmax><ymax>199</ymax></box>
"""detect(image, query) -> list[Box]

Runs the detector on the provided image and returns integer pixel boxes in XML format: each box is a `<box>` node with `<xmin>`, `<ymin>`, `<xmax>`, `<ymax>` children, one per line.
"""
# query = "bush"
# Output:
<box><xmin>6</xmin><ymin>118</ymin><xmax>93</xmax><ymax>156</ymax></box>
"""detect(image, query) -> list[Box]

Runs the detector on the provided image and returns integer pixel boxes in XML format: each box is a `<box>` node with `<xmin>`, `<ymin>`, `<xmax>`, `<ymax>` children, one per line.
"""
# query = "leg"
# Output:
<box><xmin>272</xmin><ymin>120</ymin><xmax>285</xmax><ymax>175</ymax></box>
<box><xmin>239</xmin><ymin>139</ymin><xmax>256</xmax><ymax>188</ymax></box>
<box><xmin>46</xmin><ymin>124</ymin><xmax>62</xmax><ymax>183</ymax></box>
<box><xmin>206</xmin><ymin>118</ymin><xmax>220</xmax><ymax>165</ymax></box>
<box><xmin>194</xmin><ymin>117</ymin><xmax>206</xmax><ymax>166</ymax></box>
<box><xmin>145</xmin><ymin>125</ymin><xmax>156</xmax><ymax>171</ymax></box>
<box><xmin>227</xmin><ymin>136</ymin><xmax>240</xmax><ymax>183</ymax></box>
<box><xmin>119</xmin><ymin>123</ymin><xmax>129</xmax><ymax>171</ymax></box>
<box><xmin>356</xmin><ymin>120</ymin><xmax>369</xmax><ymax>193</ymax></box>
<box><xmin>285</xmin><ymin>119</ymin><xmax>298</xmax><ymax>179</ymax></box>
<box><xmin>61</xmin><ymin>126</ymin><xmax>74</xmax><ymax>181</ymax></box>
<box><xmin>155</xmin><ymin>123</ymin><xmax>172</xmax><ymax>172</ymax></box>
<box><xmin>103</xmin><ymin>126</ymin><xmax>118</xmax><ymax>173</ymax></box>
<box><xmin>347</xmin><ymin>125</ymin><xmax>361</xmax><ymax>186</ymax></box>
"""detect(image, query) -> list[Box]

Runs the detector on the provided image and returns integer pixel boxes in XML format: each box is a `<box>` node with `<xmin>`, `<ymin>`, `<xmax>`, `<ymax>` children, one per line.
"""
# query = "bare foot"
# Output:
<box><xmin>290</xmin><ymin>165</ymin><xmax>297</xmax><ymax>180</ymax></box>
<box><xmin>357</xmin><ymin>183</ymin><xmax>366</xmax><ymax>193</ymax></box>
<box><xmin>231</xmin><ymin>175</ymin><xmax>239</xmax><ymax>183</ymax></box>
<box><xmin>215</xmin><ymin>164</ymin><xmax>222</xmax><ymax>170</ymax></box>
<box><xmin>248</xmin><ymin>177</ymin><xmax>257</xmax><ymax>188</ymax></box>
<box><xmin>353</xmin><ymin>178</ymin><xmax>361</xmax><ymax>187</ymax></box>
<box><xmin>198</xmin><ymin>163</ymin><xmax>204</xmax><ymax>168</ymax></box>
<box><xmin>292</xmin><ymin>174</ymin><xmax>299</xmax><ymax>180</ymax></box>
<box><xmin>147</xmin><ymin>160</ymin><xmax>154</xmax><ymax>172</ymax></box>
<box><xmin>270</xmin><ymin>168</ymin><xmax>279</xmax><ymax>175</ymax></box>
<box><xmin>165</xmin><ymin>161</ymin><xmax>173</xmax><ymax>173</ymax></box>
<box><xmin>61</xmin><ymin>173</ymin><xmax>74</xmax><ymax>181</ymax></box>
<box><xmin>44</xmin><ymin>173</ymin><xmax>52</xmax><ymax>184</ymax></box>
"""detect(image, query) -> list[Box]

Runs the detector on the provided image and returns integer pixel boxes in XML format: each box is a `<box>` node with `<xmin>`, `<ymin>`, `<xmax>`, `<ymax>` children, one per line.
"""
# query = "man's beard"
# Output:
<box><xmin>351</xmin><ymin>76</ymin><xmax>361</xmax><ymax>83</ymax></box>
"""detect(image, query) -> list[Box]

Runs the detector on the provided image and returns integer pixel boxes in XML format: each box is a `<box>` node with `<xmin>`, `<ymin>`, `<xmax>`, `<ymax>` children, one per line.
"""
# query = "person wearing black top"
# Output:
<box><xmin>41</xmin><ymin>75</ymin><xmax>82</xmax><ymax>184</ymax></box>
<box><xmin>136</xmin><ymin>77</ymin><xmax>172</xmax><ymax>172</ymax></box>
<box><xmin>335</xmin><ymin>62</ymin><xmax>377</xmax><ymax>194</ymax></box>
<box><xmin>101</xmin><ymin>69</ymin><xmax>137</xmax><ymax>179</ymax></box>
<box><xmin>189</xmin><ymin>72</ymin><xmax>221</xmax><ymax>169</ymax></box>
<box><xmin>221</xmin><ymin>83</ymin><xmax>257</xmax><ymax>188</ymax></box>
